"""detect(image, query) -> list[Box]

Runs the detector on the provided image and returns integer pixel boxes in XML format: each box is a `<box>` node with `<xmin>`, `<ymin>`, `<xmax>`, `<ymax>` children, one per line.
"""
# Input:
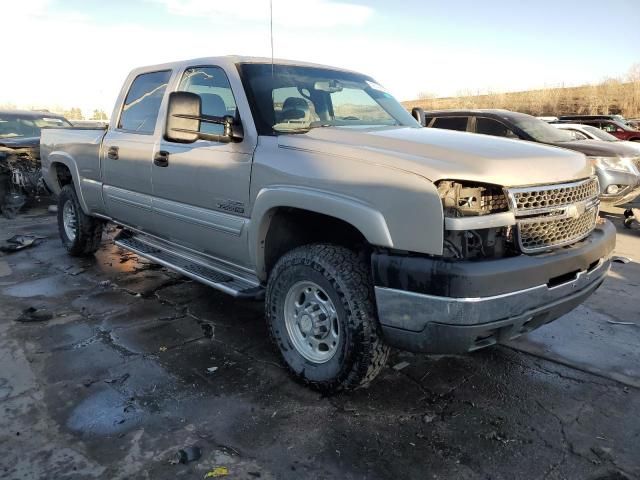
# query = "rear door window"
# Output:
<box><xmin>431</xmin><ymin>116</ymin><xmax>469</xmax><ymax>131</ymax></box>
<box><xmin>118</xmin><ymin>70</ymin><xmax>171</xmax><ymax>134</ymax></box>
<box><xmin>476</xmin><ymin>117</ymin><xmax>519</xmax><ymax>138</ymax></box>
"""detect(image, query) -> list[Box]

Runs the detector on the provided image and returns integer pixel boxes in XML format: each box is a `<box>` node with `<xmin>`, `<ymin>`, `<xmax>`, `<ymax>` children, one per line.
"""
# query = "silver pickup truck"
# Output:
<box><xmin>41</xmin><ymin>56</ymin><xmax>615</xmax><ymax>392</ymax></box>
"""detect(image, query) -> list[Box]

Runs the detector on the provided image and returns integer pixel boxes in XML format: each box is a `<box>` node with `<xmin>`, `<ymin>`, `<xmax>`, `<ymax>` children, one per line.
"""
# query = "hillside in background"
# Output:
<box><xmin>403</xmin><ymin>78</ymin><xmax>640</xmax><ymax>118</ymax></box>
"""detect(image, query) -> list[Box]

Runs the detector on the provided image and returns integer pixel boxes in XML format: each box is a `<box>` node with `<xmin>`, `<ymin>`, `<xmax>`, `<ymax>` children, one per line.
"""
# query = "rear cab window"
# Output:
<box><xmin>431</xmin><ymin>116</ymin><xmax>469</xmax><ymax>131</ymax></box>
<box><xmin>118</xmin><ymin>70</ymin><xmax>172</xmax><ymax>134</ymax></box>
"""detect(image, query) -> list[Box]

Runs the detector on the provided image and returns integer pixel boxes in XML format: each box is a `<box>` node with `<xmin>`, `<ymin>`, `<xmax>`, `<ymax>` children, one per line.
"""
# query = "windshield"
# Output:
<box><xmin>238</xmin><ymin>63</ymin><xmax>418</xmax><ymax>134</ymax></box>
<box><xmin>509</xmin><ymin>116</ymin><xmax>576</xmax><ymax>143</ymax></box>
<box><xmin>582</xmin><ymin>125</ymin><xmax>619</xmax><ymax>142</ymax></box>
<box><xmin>0</xmin><ymin>114</ymin><xmax>72</xmax><ymax>138</ymax></box>
<box><xmin>612</xmin><ymin>115</ymin><xmax>629</xmax><ymax>125</ymax></box>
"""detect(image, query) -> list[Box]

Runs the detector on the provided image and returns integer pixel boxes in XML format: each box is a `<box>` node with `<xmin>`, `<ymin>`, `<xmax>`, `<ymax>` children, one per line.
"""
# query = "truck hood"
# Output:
<box><xmin>277</xmin><ymin>126</ymin><xmax>591</xmax><ymax>187</ymax></box>
<box><xmin>548</xmin><ymin>139</ymin><xmax>640</xmax><ymax>158</ymax></box>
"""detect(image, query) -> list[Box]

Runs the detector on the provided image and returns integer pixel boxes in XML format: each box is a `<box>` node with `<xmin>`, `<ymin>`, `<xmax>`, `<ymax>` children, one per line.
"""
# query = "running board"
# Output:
<box><xmin>114</xmin><ymin>231</ymin><xmax>264</xmax><ymax>299</ymax></box>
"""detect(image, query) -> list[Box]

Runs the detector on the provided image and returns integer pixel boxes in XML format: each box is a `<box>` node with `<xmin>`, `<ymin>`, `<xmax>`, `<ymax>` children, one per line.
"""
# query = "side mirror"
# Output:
<box><xmin>165</xmin><ymin>91</ymin><xmax>241</xmax><ymax>144</ymax></box>
<box><xmin>166</xmin><ymin>91</ymin><xmax>201</xmax><ymax>143</ymax></box>
<box><xmin>411</xmin><ymin>107</ymin><xmax>425</xmax><ymax>126</ymax></box>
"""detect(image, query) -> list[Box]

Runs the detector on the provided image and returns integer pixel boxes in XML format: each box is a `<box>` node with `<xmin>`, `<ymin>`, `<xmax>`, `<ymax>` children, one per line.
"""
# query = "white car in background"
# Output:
<box><xmin>553</xmin><ymin>122</ymin><xmax>640</xmax><ymax>224</ymax></box>
<box><xmin>553</xmin><ymin>123</ymin><xmax>640</xmax><ymax>154</ymax></box>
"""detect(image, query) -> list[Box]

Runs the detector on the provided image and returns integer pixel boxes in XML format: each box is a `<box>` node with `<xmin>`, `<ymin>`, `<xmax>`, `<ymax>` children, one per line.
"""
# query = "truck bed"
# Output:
<box><xmin>40</xmin><ymin>127</ymin><xmax>107</xmax><ymax>197</ymax></box>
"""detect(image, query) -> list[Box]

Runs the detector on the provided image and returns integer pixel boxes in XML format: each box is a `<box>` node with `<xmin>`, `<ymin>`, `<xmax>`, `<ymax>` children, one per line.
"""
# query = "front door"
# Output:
<box><xmin>102</xmin><ymin>70</ymin><xmax>172</xmax><ymax>233</ymax></box>
<box><xmin>151</xmin><ymin>65</ymin><xmax>254</xmax><ymax>266</ymax></box>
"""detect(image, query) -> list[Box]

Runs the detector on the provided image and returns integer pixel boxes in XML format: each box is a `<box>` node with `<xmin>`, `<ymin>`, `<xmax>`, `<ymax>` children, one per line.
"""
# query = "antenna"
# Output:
<box><xmin>270</xmin><ymin>0</ymin><xmax>275</xmax><ymax>125</ymax></box>
<box><xmin>270</xmin><ymin>0</ymin><xmax>274</xmax><ymax>68</ymax></box>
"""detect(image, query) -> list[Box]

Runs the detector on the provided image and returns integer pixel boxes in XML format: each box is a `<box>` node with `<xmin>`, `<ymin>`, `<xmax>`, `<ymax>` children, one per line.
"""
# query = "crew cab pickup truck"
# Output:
<box><xmin>41</xmin><ymin>56</ymin><xmax>615</xmax><ymax>392</ymax></box>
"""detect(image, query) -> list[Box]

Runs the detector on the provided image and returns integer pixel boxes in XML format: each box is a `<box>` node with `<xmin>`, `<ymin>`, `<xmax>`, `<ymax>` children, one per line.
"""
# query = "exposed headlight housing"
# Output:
<box><xmin>437</xmin><ymin>180</ymin><xmax>509</xmax><ymax>217</ymax></box>
<box><xmin>588</xmin><ymin>156</ymin><xmax>635</xmax><ymax>174</ymax></box>
<box><xmin>436</xmin><ymin>180</ymin><xmax>517</xmax><ymax>259</ymax></box>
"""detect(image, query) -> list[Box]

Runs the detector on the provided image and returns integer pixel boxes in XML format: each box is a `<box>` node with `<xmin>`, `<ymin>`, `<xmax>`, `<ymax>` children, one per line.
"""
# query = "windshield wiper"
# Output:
<box><xmin>273</xmin><ymin>127</ymin><xmax>312</xmax><ymax>134</ymax></box>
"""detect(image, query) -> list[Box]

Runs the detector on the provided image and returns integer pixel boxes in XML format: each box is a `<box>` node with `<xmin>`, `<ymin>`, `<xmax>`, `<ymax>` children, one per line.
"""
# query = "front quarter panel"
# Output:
<box><xmin>249</xmin><ymin>136</ymin><xmax>444</xmax><ymax>276</ymax></box>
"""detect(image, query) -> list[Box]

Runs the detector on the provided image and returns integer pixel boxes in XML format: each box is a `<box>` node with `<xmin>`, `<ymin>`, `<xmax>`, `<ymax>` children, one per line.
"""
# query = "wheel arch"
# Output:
<box><xmin>250</xmin><ymin>187</ymin><xmax>393</xmax><ymax>281</ymax></box>
<box><xmin>46</xmin><ymin>153</ymin><xmax>91</xmax><ymax>213</ymax></box>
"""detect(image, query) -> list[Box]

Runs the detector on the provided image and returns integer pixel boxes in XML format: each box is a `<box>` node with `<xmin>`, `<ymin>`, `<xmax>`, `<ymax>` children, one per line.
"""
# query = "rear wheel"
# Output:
<box><xmin>266</xmin><ymin>244</ymin><xmax>390</xmax><ymax>392</ymax></box>
<box><xmin>57</xmin><ymin>184</ymin><xmax>104</xmax><ymax>256</ymax></box>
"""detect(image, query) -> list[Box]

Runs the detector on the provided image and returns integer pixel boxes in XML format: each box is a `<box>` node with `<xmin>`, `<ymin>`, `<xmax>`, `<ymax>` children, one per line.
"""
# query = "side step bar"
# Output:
<box><xmin>114</xmin><ymin>231</ymin><xmax>264</xmax><ymax>299</ymax></box>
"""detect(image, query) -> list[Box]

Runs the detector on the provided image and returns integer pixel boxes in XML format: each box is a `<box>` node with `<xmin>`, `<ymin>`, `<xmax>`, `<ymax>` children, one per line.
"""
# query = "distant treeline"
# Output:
<box><xmin>404</xmin><ymin>66</ymin><xmax>640</xmax><ymax>118</ymax></box>
<box><xmin>0</xmin><ymin>104</ymin><xmax>108</xmax><ymax>121</ymax></box>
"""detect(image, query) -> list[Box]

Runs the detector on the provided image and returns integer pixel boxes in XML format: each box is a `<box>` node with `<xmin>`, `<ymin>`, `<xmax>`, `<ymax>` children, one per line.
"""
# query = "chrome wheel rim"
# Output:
<box><xmin>284</xmin><ymin>281</ymin><xmax>340</xmax><ymax>363</ymax></box>
<box><xmin>62</xmin><ymin>200</ymin><xmax>77</xmax><ymax>242</ymax></box>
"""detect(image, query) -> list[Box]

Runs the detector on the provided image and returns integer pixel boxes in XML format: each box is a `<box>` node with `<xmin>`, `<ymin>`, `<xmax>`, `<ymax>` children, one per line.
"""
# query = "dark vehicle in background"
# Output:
<box><xmin>414</xmin><ymin>109</ymin><xmax>640</xmax><ymax>207</ymax></box>
<box><xmin>557</xmin><ymin>115</ymin><xmax>640</xmax><ymax>142</ymax></box>
<box><xmin>0</xmin><ymin>110</ymin><xmax>72</xmax><ymax>217</ymax></box>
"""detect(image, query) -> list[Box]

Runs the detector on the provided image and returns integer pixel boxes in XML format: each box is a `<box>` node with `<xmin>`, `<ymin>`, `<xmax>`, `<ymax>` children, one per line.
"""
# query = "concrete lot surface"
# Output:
<box><xmin>1</xmin><ymin>205</ymin><xmax>639</xmax><ymax>479</ymax></box>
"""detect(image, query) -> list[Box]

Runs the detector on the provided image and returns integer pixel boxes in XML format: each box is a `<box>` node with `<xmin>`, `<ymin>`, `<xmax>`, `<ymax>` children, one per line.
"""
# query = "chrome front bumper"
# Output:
<box><xmin>373</xmin><ymin>221</ymin><xmax>616</xmax><ymax>354</ymax></box>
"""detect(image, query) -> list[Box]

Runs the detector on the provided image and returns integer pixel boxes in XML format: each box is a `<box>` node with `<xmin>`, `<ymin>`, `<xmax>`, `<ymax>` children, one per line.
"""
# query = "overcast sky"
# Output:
<box><xmin>2</xmin><ymin>0</ymin><xmax>639</xmax><ymax>117</ymax></box>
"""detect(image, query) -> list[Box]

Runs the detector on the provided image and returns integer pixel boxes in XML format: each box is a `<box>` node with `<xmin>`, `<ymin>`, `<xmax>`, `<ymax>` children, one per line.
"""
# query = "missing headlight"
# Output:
<box><xmin>437</xmin><ymin>180</ymin><xmax>517</xmax><ymax>259</ymax></box>
<box><xmin>437</xmin><ymin>180</ymin><xmax>509</xmax><ymax>217</ymax></box>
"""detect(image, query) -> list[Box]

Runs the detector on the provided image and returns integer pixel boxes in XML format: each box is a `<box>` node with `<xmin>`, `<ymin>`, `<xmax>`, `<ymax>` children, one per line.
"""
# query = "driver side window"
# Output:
<box><xmin>178</xmin><ymin>66</ymin><xmax>237</xmax><ymax>135</ymax></box>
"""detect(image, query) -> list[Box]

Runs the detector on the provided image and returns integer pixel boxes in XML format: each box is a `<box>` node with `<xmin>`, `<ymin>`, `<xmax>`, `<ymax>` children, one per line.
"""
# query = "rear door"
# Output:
<box><xmin>102</xmin><ymin>70</ymin><xmax>172</xmax><ymax>232</ymax></box>
<box><xmin>151</xmin><ymin>65</ymin><xmax>255</xmax><ymax>265</ymax></box>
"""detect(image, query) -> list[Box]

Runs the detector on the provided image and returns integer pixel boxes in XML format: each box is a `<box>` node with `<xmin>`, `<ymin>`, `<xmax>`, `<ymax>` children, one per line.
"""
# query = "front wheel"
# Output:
<box><xmin>57</xmin><ymin>184</ymin><xmax>104</xmax><ymax>256</ymax></box>
<box><xmin>266</xmin><ymin>244</ymin><xmax>390</xmax><ymax>392</ymax></box>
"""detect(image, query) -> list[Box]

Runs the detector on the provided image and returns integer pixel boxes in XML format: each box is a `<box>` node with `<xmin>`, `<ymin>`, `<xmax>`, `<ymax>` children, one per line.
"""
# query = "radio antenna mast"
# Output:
<box><xmin>270</xmin><ymin>0</ymin><xmax>275</xmax><ymax>68</ymax></box>
<box><xmin>270</xmin><ymin>0</ymin><xmax>275</xmax><ymax>123</ymax></box>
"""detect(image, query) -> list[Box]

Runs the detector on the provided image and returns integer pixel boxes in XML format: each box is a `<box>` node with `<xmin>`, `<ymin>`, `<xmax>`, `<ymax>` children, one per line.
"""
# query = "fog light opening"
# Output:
<box><xmin>606</xmin><ymin>185</ymin><xmax>620</xmax><ymax>195</ymax></box>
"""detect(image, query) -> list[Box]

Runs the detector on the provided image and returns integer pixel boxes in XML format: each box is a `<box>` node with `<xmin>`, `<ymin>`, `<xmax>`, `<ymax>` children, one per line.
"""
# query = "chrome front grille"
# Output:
<box><xmin>507</xmin><ymin>177</ymin><xmax>600</xmax><ymax>253</ymax></box>
<box><xmin>511</xmin><ymin>177</ymin><xmax>600</xmax><ymax>213</ymax></box>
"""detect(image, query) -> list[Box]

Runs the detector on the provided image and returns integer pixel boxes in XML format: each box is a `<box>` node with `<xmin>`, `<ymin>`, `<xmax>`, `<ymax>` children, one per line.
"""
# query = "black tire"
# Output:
<box><xmin>266</xmin><ymin>244</ymin><xmax>390</xmax><ymax>392</ymax></box>
<box><xmin>57</xmin><ymin>184</ymin><xmax>104</xmax><ymax>256</ymax></box>
<box><xmin>624</xmin><ymin>217</ymin><xmax>634</xmax><ymax>229</ymax></box>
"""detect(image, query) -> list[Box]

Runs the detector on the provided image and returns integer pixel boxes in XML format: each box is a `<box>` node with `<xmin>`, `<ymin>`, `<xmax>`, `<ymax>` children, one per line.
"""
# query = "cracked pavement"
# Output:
<box><xmin>0</xmin><ymin>204</ymin><xmax>639</xmax><ymax>479</ymax></box>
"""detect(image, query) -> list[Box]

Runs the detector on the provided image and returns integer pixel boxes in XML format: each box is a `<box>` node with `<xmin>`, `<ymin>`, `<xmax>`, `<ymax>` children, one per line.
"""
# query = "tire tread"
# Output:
<box><xmin>266</xmin><ymin>243</ymin><xmax>390</xmax><ymax>392</ymax></box>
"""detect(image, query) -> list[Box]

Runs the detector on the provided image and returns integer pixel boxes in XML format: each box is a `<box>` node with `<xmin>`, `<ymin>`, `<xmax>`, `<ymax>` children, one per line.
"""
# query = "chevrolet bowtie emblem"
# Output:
<box><xmin>565</xmin><ymin>202</ymin><xmax>586</xmax><ymax>219</ymax></box>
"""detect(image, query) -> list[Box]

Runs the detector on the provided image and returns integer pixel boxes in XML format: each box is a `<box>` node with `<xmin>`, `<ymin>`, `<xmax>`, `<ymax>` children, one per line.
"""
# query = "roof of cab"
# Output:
<box><xmin>130</xmin><ymin>55</ymin><xmax>361</xmax><ymax>76</ymax></box>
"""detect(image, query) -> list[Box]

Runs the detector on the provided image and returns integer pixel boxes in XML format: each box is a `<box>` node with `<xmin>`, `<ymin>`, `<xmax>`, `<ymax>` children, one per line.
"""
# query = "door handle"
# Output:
<box><xmin>107</xmin><ymin>146</ymin><xmax>119</xmax><ymax>160</ymax></box>
<box><xmin>154</xmin><ymin>150</ymin><xmax>170</xmax><ymax>167</ymax></box>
